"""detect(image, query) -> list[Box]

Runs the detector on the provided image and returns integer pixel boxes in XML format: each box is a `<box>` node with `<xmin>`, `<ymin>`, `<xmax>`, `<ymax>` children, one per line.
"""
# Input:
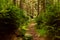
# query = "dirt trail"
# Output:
<box><xmin>26</xmin><ymin>22</ymin><xmax>42</xmax><ymax>40</ymax></box>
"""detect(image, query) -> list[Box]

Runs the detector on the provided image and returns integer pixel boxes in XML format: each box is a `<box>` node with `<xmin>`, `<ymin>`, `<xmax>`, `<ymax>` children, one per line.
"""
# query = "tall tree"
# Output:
<box><xmin>13</xmin><ymin>0</ymin><xmax>16</xmax><ymax>4</ymax></box>
<box><xmin>41</xmin><ymin>0</ymin><xmax>46</xmax><ymax>12</ymax></box>
<box><xmin>37</xmin><ymin>0</ymin><xmax>40</xmax><ymax>15</ymax></box>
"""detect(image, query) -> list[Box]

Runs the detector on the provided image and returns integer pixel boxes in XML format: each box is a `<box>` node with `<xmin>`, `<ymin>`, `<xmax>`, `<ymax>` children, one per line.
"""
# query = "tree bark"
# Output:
<box><xmin>37</xmin><ymin>0</ymin><xmax>40</xmax><ymax>16</ymax></box>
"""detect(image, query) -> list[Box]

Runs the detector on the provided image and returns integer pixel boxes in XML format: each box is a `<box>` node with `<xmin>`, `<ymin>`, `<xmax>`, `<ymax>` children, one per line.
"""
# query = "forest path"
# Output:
<box><xmin>26</xmin><ymin>21</ymin><xmax>45</xmax><ymax>40</ymax></box>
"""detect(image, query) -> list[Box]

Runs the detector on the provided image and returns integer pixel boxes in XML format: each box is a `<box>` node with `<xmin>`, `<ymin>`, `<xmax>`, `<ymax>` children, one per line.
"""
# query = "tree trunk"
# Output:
<box><xmin>20</xmin><ymin>0</ymin><xmax>23</xmax><ymax>9</ymax></box>
<box><xmin>37</xmin><ymin>0</ymin><xmax>39</xmax><ymax>16</ymax></box>
<box><xmin>13</xmin><ymin>0</ymin><xmax>16</xmax><ymax>4</ymax></box>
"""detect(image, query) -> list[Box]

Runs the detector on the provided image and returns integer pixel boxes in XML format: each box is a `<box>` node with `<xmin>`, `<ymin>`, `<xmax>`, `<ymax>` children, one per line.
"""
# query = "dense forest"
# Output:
<box><xmin>0</xmin><ymin>0</ymin><xmax>60</xmax><ymax>40</ymax></box>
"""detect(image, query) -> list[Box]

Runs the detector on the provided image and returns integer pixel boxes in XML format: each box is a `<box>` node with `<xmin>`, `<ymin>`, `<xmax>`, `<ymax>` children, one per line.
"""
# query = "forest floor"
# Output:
<box><xmin>26</xmin><ymin>21</ymin><xmax>45</xmax><ymax>40</ymax></box>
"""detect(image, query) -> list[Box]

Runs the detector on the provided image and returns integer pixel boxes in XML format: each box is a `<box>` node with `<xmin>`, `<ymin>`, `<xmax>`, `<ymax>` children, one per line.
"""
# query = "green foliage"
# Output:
<box><xmin>0</xmin><ymin>6</ymin><xmax>28</xmax><ymax>26</ymax></box>
<box><xmin>36</xmin><ymin>28</ymin><xmax>47</xmax><ymax>37</ymax></box>
<box><xmin>0</xmin><ymin>0</ymin><xmax>13</xmax><ymax>9</ymax></box>
<box><xmin>23</xmin><ymin>34</ymin><xmax>32</xmax><ymax>40</ymax></box>
<box><xmin>0</xmin><ymin>0</ymin><xmax>29</xmax><ymax>33</ymax></box>
<box><xmin>35</xmin><ymin>2</ymin><xmax>60</xmax><ymax>39</ymax></box>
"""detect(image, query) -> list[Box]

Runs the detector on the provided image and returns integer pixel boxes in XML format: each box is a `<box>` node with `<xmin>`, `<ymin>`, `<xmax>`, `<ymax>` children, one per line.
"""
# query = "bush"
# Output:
<box><xmin>35</xmin><ymin>2</ymin><xmax>60</xmax><ymax>40</ymax></box>
<box><xmin>23</xmin><ymin>34</ymin><xmax>32</xmax><ymax>40</ymax></box>
<box><xmin>0</xmin><ymin>2</ymin><xmax>28</xmax><ymax>34</ymax></box>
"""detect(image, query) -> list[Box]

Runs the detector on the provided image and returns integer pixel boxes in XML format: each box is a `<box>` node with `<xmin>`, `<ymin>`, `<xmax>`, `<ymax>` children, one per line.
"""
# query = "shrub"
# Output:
<box><xmin>0</xmin><ymin>3</ymin><xmax>28</xmax><ymax>34</ymax></box>
<box><xmin>35</xmin><ymin>2</ymin><xmax>60</xmax><ymax>40</ymax></box>
<box><xmin>23</xmin><ymin>34</ymin><xmax>32</xmax><ymax>40</ymax></box>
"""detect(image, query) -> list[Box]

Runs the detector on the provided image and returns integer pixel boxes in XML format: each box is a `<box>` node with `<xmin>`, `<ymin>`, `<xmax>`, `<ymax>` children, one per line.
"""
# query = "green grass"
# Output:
<box><xmin>36</xmin><ymin>28</ymin><xmax>47</xmax><ymax>37</ymax></box>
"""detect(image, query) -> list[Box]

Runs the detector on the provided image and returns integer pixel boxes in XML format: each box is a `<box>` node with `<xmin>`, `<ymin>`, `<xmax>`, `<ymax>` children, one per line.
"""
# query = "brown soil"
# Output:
<box><xmin>26</xmin><ymin>22</ymin><xmax>45</xmax><ymax>40</ymax></box>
